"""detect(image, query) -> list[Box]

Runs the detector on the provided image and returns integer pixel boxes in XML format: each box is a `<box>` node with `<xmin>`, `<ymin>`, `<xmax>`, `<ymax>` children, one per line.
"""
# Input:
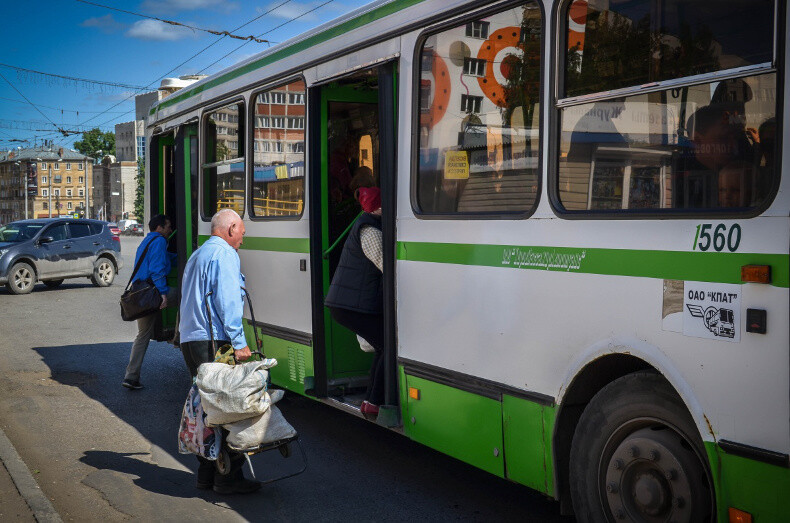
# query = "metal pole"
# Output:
<box><xmin>48</xmin><ymin>165</ymin><xmax>52</xmax><ymax>218</ymax></box>
<box><xmin>24</xmin><ymin>162</ymin><xmax>28</xmax><ymax>220</ymax></box>
<box><xmin>85</xmin><ymin>160</ymin><xmax>89</xmax><ymax>218</ymax></box>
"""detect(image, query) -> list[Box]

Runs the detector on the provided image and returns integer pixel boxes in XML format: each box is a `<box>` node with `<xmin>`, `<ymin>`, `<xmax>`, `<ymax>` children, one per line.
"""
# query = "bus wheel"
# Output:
<box><xmin>569</xmin><ymin>372</ymin><xmax>713</xmax><ymax>522</ymax></box>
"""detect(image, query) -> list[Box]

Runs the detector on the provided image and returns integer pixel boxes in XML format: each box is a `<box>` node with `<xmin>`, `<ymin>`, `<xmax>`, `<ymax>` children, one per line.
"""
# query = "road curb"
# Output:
<box><xmin>0</xmin><ymin>427</ymin><xmax>62</xmax><ymax>523</ymax></box>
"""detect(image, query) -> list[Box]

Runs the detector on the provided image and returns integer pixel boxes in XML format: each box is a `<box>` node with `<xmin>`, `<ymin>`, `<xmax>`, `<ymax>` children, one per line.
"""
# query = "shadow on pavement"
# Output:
<box><xmin>33</xmin><ymin>342</ymin><xmax>569</xmax><ymax>521</ymax></box>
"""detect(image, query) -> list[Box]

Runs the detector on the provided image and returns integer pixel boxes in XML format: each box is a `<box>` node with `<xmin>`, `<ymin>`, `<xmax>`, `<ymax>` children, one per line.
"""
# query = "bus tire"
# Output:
<box><xmin>569</xmin><ymin>371</ymin><xmax>713</xmax><ymax>523</ymax></box>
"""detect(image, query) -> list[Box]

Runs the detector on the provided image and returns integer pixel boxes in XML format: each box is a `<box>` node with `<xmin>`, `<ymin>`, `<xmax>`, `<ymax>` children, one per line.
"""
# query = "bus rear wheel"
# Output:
<box><xmin>569</xmin><ymin>372</ymin><xmax>713</xmax><ymax>523</ymax></box>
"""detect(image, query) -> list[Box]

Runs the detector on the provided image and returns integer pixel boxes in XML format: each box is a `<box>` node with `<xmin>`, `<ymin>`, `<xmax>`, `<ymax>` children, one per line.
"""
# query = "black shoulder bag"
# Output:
<box><xmin>119</xmin><ymin>236</ymin><xmax>165</xmax><ymax>321</ymax></box>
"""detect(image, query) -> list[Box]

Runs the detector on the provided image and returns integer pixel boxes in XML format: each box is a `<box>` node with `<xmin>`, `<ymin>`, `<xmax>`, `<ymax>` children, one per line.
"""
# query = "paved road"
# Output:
<box><xmin>0</xmin><ymin>236</ymin><xmax>569</xmax><ymax>521</ymax></box>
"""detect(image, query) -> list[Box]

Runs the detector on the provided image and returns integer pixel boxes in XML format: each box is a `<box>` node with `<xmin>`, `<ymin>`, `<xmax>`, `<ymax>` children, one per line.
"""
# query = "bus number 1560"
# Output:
<box><xmin>693</xmin><ymin>223</ymin><xmax>742</xmax><ymax>252</ymax></box>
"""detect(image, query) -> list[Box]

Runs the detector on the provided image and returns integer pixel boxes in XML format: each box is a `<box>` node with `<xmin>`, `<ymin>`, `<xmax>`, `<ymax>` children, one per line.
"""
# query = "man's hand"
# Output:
<box><xmin>160</xmin><ymin>295</ymin><xmax>168</xmax><ymax>309</ymax></box>
<box><xmin>234</xmin><ymin>346</ymin><xmax>252</xmax><ymax>361</ymax></box>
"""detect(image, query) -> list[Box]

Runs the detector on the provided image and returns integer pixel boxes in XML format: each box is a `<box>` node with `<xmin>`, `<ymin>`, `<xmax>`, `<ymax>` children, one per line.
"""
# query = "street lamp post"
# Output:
<box><xmin>48</xmin><ymin>165</ymin><xmax>52</xmax><ymax>218</ymax></box>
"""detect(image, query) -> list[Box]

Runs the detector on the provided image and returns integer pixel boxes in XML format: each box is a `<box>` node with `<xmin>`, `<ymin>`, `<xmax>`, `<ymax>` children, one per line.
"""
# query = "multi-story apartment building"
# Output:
<box><xmin>92</xmin><ymin>155</ymin><xmax>138</xmax><ymax>222</ymax></box>
<box><xmin>0</xmin><ymin>145</ymin><xmax>93</xmax><ymax>223</ymax></box>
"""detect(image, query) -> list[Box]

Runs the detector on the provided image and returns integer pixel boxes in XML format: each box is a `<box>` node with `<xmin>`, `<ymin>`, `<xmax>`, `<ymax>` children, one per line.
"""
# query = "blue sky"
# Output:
<box><xmin>0</xmin><ymin>0</ymin><xmax>371</xmax><ymax>152</ymax></box>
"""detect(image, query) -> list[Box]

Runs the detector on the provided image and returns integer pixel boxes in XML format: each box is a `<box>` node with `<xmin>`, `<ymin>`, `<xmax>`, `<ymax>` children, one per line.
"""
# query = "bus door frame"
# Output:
<box><xmin>173</xmin><ymin>124</ymin><xmax>199</xmax><ymax>280</ymax></box>
<box><xmin>307</xmin><ymin>60</ymin><xmax>399</xmax><ymax>415</ymax></box>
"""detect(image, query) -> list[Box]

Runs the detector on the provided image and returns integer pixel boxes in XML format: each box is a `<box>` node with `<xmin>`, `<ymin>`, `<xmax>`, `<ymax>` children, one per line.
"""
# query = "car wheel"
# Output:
<box><xmin>43</xmin><ymin>279</ymin><xmax>64</xmax><ymax>288</ymax></box>
<box><xmin>91</xmin><ymin>258</ymin><xmax>115</xmax><ymax>287</ymax></box>
<box><xmin>6</xmin><ymin>262</ymin><xmax>36</xmax><ymax>295</ymax></box>
<box><xmin>569</xmin><ymin>372</ymin><xmax>713</xmax><ymax>523</ymax></box>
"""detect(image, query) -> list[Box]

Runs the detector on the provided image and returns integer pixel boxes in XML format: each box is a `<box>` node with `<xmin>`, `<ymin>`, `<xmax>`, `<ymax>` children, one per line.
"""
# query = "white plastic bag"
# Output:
<box><xmin>225</xmin><ymin>403</ymin><xmax>297</xmax><ymax>451</ymax></box>
<box><xmin>357</xmin><ymin>335</ymin><xmax>375</xmax><ymax>353</ymax></box>
<box><xmin>196</xmin><ymin>359</ymin><xmax>278</xmax><ymax>426</ymax></box>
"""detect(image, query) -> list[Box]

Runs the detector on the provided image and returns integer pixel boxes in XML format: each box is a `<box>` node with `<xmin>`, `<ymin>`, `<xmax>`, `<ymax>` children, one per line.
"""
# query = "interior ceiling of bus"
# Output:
<box><xmin>334</xmin><ymin>69</ymin><xmax>379</xmax><ymax>89</ymax></box>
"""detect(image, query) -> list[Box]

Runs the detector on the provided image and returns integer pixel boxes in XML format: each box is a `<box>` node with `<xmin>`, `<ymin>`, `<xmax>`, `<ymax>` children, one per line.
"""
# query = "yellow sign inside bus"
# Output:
<box><xmin>444</xmin><ymin>150</ymin><xmax>469</xmax><ymax>180</ymax></box>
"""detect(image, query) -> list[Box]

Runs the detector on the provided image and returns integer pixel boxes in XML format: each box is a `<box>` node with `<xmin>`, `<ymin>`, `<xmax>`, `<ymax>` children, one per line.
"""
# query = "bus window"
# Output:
<box><xmin>563</xmin><ymin>0</ymin><xmax>774</xmax><ymax>98</ymax></box>
<box><xmin>558</xmin><ymin>0</ymin><xmax>777</xmax><ymax>213</ymax></box>
<box><xmin>251</xmin><ymin>79</ymin><xmax>306</xmax><ymax>219</ymax></box>
<box><xmin>414</xmin><ymin>2</ymin><xmax>542</xmax><ymax>216</ymax></box>
<box><xmin>202</xmin><ymin>102</ymin><xmax>245</xmax><ymax>219</ymax></box>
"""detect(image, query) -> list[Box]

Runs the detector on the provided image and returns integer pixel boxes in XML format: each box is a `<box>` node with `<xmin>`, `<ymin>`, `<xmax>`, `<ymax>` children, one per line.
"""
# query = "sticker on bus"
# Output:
<box><xmin>683</xmin><ymin>282</ymin><xmax>741</xmax><ymax>342</ymax></box>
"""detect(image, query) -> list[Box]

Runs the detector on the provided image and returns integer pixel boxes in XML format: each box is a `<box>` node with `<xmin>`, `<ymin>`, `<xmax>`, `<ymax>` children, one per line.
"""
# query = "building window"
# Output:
<box><xmin>41</xmin><ymin>176</ymin><xmax>47</xmax><ymax>184</ymax></box>
<box><xmin>287</xmin><ymin>117</ymin><xmax>305</xmax><ymax>130</ymax></box>
<box><xmin>460</xmin><ymin>94</ymin><xmax>483</xmax><ymax>113</ymax></box>
<box><xmin>53</xmin><ymin>163</ymin><xmax>60</xmax><ymax>170</ymax></box>
<box><xmin>66</xmin><ymin>163</ymin><xmax>71</xmax><ymax>170</ymax></box>
<box><xmin>270</xmin><ymin>92</ymin><xmax>286</xmax><ymax>104</ymax></box>
<box><xmin>67</xmin><ymin>202</ymin><xmax>72</xmax><ymax>210</ymax></box>
<box><xmin>415</xmin><ymin>3</ymin><xmax>541</xmax><ymax>216</ymax></box>
<box><xmin>78</xmin><ymin>176</ymin><xmax>83</xmax><ymax>183</ymax></box>
<box><xmin>78</xmin><ymin>188</ymin><xmax>84</xmax><ymax>196</ymax></box>
<box><xmin>66</xmin><ymin>176</ymin><xmax>72</xmax><ymax>184</ymax></box>
<box><xmin>54</xmin><ymin>188</ymin><xmax>60</xmax><ymax>196</ymax></box>
<box><xmin>43</xmin><ymin>202</ymin><xmax>48</xmax><ymax>210</ymax></box>
<box><xmin>66</xmin><ymin>189</ymin><xmax>72</xmax><ymax>197</ymax></box>
<box><xmin>465</xmin><ymin>21</ymin><xmax>490</xmax><ymax>39</ymax></box>
<box><xmin>41</xmin><ymin>162</ymin><xmax>47</xmax><ymax>170</ymax></box>
<box><xmin>42</xmin><ymin>188</ymin><xmax>48</xmax><ymax>197</ymax></box>
<box><xmin>463</xmin><ymin>58</ymin><xmax>487</xmax><ymax>77</ymax></box>
<box><xmin>288</xmin><ymin>92</ymin><xmax>304</xmax><ymax>104</ymax></box>
<box><xmin>54</xmin><ymin>175</ymin><xmax>62</xmax><ymax>183</ymax></box>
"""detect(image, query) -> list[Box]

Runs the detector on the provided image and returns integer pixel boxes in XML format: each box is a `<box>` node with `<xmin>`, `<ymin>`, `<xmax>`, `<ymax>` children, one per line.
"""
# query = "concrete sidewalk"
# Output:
<box><xmin>0</xmin><ymin>427</ymin><xmax>60</xmax><ymax>522</ymax></box>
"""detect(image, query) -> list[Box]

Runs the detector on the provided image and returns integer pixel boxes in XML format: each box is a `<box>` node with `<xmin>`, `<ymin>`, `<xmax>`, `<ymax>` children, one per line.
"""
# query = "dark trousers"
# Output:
<box><xmin>180</xmin><ymin>339</ymin><xmax>245</xmax><ymax>479</ymax></box>
<box><xmin>329</xmin><ymin>307</ymin><xmax>385</xmax><ymax>405</ymax></box>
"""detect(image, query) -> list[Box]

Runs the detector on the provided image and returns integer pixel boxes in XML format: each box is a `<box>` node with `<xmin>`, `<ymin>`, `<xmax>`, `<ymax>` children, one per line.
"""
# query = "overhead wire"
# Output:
<box><xmin>74</xmin><ymin>0</ymin><xmax>274</xmax><ymax>44</ymax></box>
<box><xmin>0</xmin><ymin>63</ymin><xmax>148</xmax><ymax>90</ymax></box>
<box><xmin>197</xmin><ymin>0</ymin><xmax>334</xmax><ymax>75</ymax></box>
<box><xmin>0</xmin><ymin>71</ymin><xmax>78</xmax><ymax>137</ymax></box>
<box><xmin>57</xmin><ymin>0</ymin><xmax>297</xmax><ymax>145</ymax></box>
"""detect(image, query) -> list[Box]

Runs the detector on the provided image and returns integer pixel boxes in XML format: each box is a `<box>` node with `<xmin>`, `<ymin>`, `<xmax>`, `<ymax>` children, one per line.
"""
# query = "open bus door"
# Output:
<box><xmin>308</xmin><ymin>62</ymin><xmax>399</xmax><ymax>425</ymax></box>
<box><xmin>150</xmin><ymin>127</ymin><xmax>198</xmax><ymax>342</ymax></box>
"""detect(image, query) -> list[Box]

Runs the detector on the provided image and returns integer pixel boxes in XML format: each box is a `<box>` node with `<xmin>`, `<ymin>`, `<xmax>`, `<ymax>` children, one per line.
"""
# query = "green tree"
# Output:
<box><xmin>74</xmin><ymin>128</ymin><xmax>115</xmax><ymax>163</ymax></box>
<box><xmin>134</xmin><ymin>157</ymin><xmax>145</xmax><ymax>220</ymax></box>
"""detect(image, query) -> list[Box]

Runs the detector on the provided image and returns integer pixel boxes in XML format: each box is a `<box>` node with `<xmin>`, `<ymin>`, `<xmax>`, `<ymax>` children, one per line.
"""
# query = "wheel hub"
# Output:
<box><xmin>604</xmin><ymin>428</ymin><xmax>693</xmax><ymax>522</ymax></box>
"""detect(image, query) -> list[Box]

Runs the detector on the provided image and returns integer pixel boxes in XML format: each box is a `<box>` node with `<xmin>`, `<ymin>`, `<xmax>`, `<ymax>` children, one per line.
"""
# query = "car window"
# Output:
<box><xmin>69</xmin><ymin>222</ymin><xmax>92</xmax><ymax>238</ymax></box>
<box><xmin>45</xmin><ymin>223</ymin><xmax>68</xmax><ymax>242</ymax></box>
<box><xmin>88</xmin><ymin>223</ymin><xmax>104</xmax><ymax>235</ymax></box>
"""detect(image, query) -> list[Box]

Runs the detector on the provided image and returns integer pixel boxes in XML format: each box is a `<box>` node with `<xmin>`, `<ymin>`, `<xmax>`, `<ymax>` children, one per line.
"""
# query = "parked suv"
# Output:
<box><xmin>0</xmin><ymin>219</ymin><xmax>123</xmax><ymax>295</ymax></box>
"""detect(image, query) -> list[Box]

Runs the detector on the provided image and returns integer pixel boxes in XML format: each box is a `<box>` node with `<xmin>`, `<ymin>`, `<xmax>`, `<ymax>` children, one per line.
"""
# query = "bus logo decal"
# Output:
<box><xmin>682</xmin><ymin>282</ymin><xmax>741</xmax><ymax>342</ymax></box>
<box><xmin>686</xmin><ymin>305</ymin><xmax>736</xmax><ymax>339</ymax></box>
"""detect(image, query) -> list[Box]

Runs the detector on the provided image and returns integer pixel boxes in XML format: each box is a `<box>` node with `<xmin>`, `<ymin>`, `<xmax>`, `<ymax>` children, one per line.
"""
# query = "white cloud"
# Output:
<box><xmin>259</xmin><ymin>1</ymin><xmax>321</xmax><ymax>22</ymax></box>
<box><xmin>81</xmin><ymin>14</ymin><xmax>125</xmax><ymax>34</ymax></box>
<box><xmin>140</xmin><ymin>0</ymin><xmax>239</xmax><ymax>14</ymax></box>
<box><xmin>126</xmin><ymin>20</ymin><xmax>199</xmax><ymax>41</ymax></box>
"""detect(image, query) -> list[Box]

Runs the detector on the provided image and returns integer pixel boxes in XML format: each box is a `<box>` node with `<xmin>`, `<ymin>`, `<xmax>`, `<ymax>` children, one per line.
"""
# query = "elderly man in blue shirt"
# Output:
<box><xmin>179</xmin><ymin>208</ymin><xmax>258</xmax><ymax>494</ymax></box>
<box><xmin>123</xmin><ymin>214</ymin><xmax>177</xmax><ymax>390</ymax></box>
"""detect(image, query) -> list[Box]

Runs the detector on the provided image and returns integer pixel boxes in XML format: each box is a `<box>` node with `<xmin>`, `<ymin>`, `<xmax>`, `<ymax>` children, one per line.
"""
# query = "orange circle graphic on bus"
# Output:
<box><xmin>476</xmin><ymin>27</ymin><xmax>521</xmax><ymax>108</ymax></box>
<box><xmin>421</xmin><ymin>50</ymin><xmax>450</xmax><ymax>129</ymax></box>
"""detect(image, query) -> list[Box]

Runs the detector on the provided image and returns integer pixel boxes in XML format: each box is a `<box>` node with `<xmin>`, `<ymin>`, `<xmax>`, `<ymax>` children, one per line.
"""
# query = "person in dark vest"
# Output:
<box><xmin>325</xmin><ymin>187</ymin><xmax>384</xmax><ymax>418</ymax></box>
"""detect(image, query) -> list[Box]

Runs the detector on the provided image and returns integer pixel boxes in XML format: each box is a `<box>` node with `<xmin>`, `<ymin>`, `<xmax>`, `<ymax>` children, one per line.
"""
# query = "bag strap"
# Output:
<box><xmin>125</xmin><ymin>234</ymin><xmax>165</xmax><ymax>291</ymax></box>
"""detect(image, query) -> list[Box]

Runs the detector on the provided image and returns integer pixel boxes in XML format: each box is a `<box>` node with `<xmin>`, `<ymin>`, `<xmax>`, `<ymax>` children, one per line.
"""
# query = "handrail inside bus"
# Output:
<box><xmin>322</xmin><ymin>211</ymin><xmax>363</xmax><ymax>259</ymax></box>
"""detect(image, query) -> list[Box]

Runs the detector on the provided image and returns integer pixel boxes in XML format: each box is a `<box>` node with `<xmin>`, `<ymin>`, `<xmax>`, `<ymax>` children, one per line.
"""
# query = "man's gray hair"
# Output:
<box><xmin>210</xmin><ymin>208</ymin><xmax>241</xmax><ymax>233</ymax></box>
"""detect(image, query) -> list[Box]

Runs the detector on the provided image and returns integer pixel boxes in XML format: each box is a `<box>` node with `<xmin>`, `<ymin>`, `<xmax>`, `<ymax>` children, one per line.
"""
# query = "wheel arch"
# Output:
<box><xmin>8</xmin><ymin>256</ymin><xmax>40</xmax><ymax>280</ymax></box>
<box><xmin>95</xmin><ymin>251</ymin><xmax>118</xmax><ymax>272</ymax></box>
<box><xmin>551</xmin><ymin>337</ymin><xmax>713</xmax><ymax>514</ymax></box>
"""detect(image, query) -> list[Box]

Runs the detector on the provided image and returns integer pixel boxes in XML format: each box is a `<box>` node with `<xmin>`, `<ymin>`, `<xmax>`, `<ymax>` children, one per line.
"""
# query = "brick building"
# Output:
<box><xmin>0</xmin><ymin>145</ymin><xmax>93</xmax><ymax>223</ymax></box>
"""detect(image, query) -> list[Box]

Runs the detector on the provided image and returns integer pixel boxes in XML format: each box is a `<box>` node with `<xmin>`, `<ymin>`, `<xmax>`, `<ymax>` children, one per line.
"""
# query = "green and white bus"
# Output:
<box><xmin>145</xmin><ymin>0</ymin><xmax>789</xmax><ymax>519</ymax></box>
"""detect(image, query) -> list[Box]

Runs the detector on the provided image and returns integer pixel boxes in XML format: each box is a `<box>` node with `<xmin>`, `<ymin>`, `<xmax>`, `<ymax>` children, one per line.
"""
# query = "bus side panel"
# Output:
<box><xmin>502</xmin><ymin>395</ymin><xmax>556</xmax><ymax>497</ymax></box>
<box><xmin>707</xmin><ymin>443</ymin><xmax>790</xmax><ymax>521</ymax></box>
<box><xmin>403</xmin><ymin>373</ymin><xmax>505</xmax><ymax>478</ymax></box>
<box><xmin>244</xmin><ymin>322</ymin><xmax>314</xmax><ymax>395</ymax></box>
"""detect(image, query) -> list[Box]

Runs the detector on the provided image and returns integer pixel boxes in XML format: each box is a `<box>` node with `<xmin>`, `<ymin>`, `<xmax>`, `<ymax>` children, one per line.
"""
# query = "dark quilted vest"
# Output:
<box><xmin>325</xmin><ymin>214</ymin><xmax>382</xmax><ymax>314</ymax></box>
